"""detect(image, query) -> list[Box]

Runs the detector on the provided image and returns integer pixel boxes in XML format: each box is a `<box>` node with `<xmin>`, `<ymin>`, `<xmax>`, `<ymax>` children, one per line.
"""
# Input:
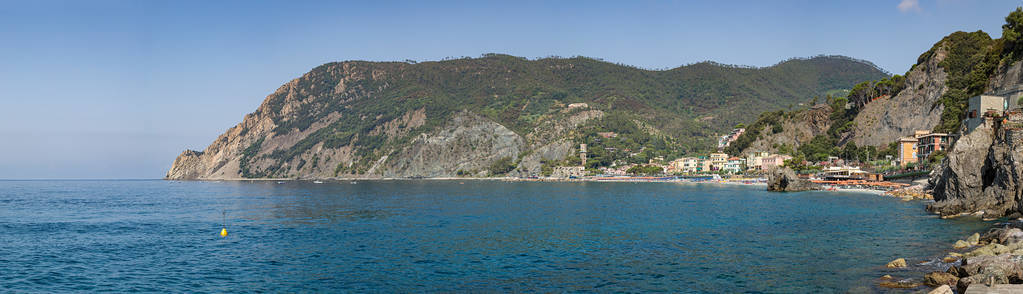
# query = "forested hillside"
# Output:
<box><xmin>168</xmin><ymin>54</ymin><xmax>887</xmax><ymax>179</ymax></box>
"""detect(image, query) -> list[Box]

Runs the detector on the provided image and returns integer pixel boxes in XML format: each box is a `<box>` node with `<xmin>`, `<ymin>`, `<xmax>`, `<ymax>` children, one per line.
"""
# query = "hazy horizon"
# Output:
<box><xmin>2</xmin><ymin>0</ymin><xmax>1021</xmax><ymax>179</ymax></box>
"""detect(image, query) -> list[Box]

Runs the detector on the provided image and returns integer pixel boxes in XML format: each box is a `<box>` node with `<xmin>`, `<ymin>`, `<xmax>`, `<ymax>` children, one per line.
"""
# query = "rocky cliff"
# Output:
<box><xmin>743</xmin><ymin>104</ymin><xmax>833</xmax><ymax>154</ymax></box>
<box><xmin>851</xmin><ymin>46</ymin><xmax>949</xmax><ymax>147</ymax></box>
<box><xmin>928</xmin><ymin>60</ymin><xmax>1023</xmax><ymax>218</ymax></box>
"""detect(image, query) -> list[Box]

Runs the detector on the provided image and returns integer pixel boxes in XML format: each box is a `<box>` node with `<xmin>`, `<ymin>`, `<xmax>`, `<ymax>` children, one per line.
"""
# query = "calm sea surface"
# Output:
<box><xmin>0</xmin><ymin>180</ymin><xmax>992</xmax><ymax>292</ymax></box>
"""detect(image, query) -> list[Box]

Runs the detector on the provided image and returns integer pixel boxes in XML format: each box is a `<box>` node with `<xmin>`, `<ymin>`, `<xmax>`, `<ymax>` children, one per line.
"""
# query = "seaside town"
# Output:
<box><xmin>527</xmin><ymin>88</ymin><xmax>1023</xmax><ymax>203</ymax></box>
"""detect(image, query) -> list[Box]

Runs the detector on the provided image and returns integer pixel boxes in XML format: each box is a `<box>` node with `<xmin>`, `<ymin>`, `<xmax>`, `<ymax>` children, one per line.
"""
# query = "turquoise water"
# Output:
<box><xmin>0</xmin><ymin>180</ymin><xmax>991</xmax><ymax>292</ymax></box>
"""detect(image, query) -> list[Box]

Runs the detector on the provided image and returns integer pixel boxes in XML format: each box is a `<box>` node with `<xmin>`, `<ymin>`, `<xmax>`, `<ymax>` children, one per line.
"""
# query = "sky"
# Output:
<box><xmin>1</xmin><ymin>0</ymin><xmax>1021</xmax><ymax>179</ymax></box>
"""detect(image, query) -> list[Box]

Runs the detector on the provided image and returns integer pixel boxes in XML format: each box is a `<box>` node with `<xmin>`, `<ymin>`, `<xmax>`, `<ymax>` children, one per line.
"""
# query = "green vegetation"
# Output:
<box><xmin>626</xmin><ymin>164</ymin><xmax>664</xmax><ymax>175</ymax></box>
<box><xmin>729</xmin><ymin>8</ymin><xmax>1023</xmax><ymax>166</ymax></box>
<box><xmin>488</xmin><ymin>156</ymin><xmax>517</xmax><ymax>175</ymax></box>
<box><xmin>574</xmin><ymin>112</ymin><xmax>687</xmax><ymax>169</ymax></box>
<box><xmin>239</xmin><ymin>138</ymin><xmax>265</xmax><ymax>178</ymax></box>
<box><xmin>724</xmin><ymin>110</ymin><xmax>787</xmax><ymax>155</ymax></box>
<box><xmin>729</xmin><ymin>78</ymin><xmax>907</xmax><ymax>162</ymax></box>
<box><xmin>927</xmin><ymin>31</ymin><xmax>1000</xmax><ymax>133</ymax></box>
<box><xmin>1003</xmin><ymin>7</ymin><xmax>1023</xmax><ymax>60</ymax></box>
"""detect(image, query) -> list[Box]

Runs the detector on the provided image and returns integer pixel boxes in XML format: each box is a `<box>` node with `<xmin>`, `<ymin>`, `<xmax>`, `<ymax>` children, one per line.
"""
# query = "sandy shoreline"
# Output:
<box><xmin>171</xmin><ymin>176</ymin><xmax>916</xmax><ymax>196</ymax></box>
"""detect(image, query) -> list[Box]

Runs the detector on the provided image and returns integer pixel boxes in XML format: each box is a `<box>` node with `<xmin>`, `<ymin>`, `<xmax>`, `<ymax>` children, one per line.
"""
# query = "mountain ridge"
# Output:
<box><xmin>167</xmin><ymin>53</ymin><xmax>887</xmax><ymax>179</ymax></box>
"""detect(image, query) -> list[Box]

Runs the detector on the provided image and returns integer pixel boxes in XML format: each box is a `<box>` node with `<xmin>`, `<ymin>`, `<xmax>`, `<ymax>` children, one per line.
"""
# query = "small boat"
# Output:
<box><xmin>313</xmin><ymin>180</ymin><xmax>324</xmax><ymax>184</ymax></box>
<box><xmin>350</xmin><ymin>181</ymin><xmax>357</xmax><ymax>184</ymax></box>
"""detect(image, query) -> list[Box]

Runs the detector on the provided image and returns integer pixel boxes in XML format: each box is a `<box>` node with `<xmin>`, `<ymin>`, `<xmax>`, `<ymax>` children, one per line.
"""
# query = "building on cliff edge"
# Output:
<box><xmin>963</xmin><ymin>95</ymin><xmax>1006</xmax><ymax>133</ymax></box>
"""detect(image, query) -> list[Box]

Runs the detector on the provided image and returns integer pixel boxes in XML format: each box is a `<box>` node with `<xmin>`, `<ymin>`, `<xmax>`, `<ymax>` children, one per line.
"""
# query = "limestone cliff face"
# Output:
<box><xmin>851</xmin><ymin>46</ymin><xmax>949</xmax><ymax>147</ymax></box>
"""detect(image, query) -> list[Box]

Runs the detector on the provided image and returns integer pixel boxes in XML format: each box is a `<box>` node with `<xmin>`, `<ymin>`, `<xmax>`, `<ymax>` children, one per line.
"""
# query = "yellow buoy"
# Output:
<box><xmin>219</xmin><ymin>210</ymin><xmax>229</xmax><ymax>237</ymax></box>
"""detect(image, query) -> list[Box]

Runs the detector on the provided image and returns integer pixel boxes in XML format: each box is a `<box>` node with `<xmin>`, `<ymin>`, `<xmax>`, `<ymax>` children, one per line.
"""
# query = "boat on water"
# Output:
<box><xmin>313</xmin><ymin>180</ymin><xmax>324</xmax><ymax>184</ymax></box>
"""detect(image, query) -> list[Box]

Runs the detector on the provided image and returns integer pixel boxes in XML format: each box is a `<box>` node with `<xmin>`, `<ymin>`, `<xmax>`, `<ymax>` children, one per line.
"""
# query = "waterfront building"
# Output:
<box><xmin>914</xmin><ymin>131</ymin><xmax>953</xmax><ymax>162</ymax></box>
<box><xmin>896</xmin><ymin>136</ymin><xmax>919</xmax><ymax>167</ymax></box>
<box><xmin>698</xmin><ymin>156</ymin><xmax>712</xmax><ymax>172</ymax></box>
<box><xmin>963</xmin><ymin>95</ymin><xmax>1006</xmax><ymax>133</ymax></box>
<box><xmin>723</xmin><ymin>157</ymin><xmax>744</xmax><ymax>174</ymax></box>
<box><xmin>709</xmin><ymin>153</ymin><xmax>728</xmax><ymax>170</ymax></box>
<box><xmin>745</xmin><ymin>151</ymin><xmax>769</xmax><ymax>171</ymax></box>
<box><xmin>761</xmin><ymin>154</ymin><xmax>792</xmax><ymax>169</ymax></box>
<box><xmin>681</xmin><ymin>157</ymin><xmax>701</xmax><ymax>173</ymax></box>
<box><xmin>818</xmin><ymin>166</ymin><xmax>868</xmax><ymax>181</ymax></box>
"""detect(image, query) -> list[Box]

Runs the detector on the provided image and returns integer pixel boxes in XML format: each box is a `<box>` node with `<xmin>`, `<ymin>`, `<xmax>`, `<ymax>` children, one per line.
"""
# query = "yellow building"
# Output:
<box><xmin>897</xmin><ymin>136</ymin><xmax>919</xmax><ymax>167</ymax></box>
<box><xmin>709</xmin><ymin>153</ymin><xmax>728</xmax><ymax>171</ymax></box>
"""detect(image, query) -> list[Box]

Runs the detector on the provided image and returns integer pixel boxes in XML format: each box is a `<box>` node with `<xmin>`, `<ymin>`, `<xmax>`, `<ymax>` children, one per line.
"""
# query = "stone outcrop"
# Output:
<box><xmin>745</xmin><ymin>104</ymin><xmax>832</xmax><ymax>154</ymax></box>
<box><xmin>939</xmin><ymin>227</ymin><xmax>1023</xmax><ymax>292</ymax></box>
<box><xmin>927</xmin><ymin>117</ymin><xmax>1023</xmax><ymax>218</ymax></box>
<box><xmin>766</xmin><ymin>167</ymin><xmax>817</xmax><ymax>192</ymax></box>
<box><xmin>927</xmin><ymin>59</ymin><xmax>1023</xmax><ymax>218</ymax></box>
<box><xmin>380</xmin><ymin>111</ymin><xmax>524</xmax><ymax>178</ymax></box>
<box><xmin>851</xmin><ymin>45</ymin><xmax>949</xmax><ymax>147</ymax></box>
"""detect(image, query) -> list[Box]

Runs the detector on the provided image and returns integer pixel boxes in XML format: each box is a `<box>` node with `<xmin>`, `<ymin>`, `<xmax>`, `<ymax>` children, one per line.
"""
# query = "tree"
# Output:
<box><xmin>1004</xmin><ymin>7</ymin><xmax>1023</xmax><ymax>57</ymax></box>
<box><xmin>488</xmin><ymin>157</ymin><xmax>517</xmax><ymax>175</ymax></box>
<box><xmin>842</xmin><ymin>142</ymin><xmax>859</xmax><ymax>161</ymax></box>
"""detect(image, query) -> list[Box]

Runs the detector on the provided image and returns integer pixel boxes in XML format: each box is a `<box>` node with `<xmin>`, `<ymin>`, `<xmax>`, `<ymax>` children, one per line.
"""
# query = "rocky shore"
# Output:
<box><xmin>880</xmin><ymin>223</ymin><xmax>1023</xmax><ymax>293</ymax></box>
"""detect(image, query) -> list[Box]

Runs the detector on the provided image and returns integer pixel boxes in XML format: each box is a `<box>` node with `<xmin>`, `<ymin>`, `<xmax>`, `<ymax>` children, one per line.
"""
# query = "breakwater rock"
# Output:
<box><xmin>940</xmin><ymin>226</ymin><xmax>1023</xmax><ymax>292</ymax></box>
<box><xmin>766</xmin><ymin>167</ymin><xmax>817</xmax><ymax>192</ymax></box>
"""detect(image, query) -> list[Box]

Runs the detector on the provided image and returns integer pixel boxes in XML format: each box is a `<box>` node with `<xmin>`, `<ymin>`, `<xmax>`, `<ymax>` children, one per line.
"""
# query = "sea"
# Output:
<box><xmin>0</xmin><ymin>180</ymin><xmax>993</xmax><ymax>292</ymax></box>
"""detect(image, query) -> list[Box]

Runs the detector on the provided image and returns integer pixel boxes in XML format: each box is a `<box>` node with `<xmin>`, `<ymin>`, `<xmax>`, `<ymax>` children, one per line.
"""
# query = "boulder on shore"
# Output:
<box><xmin>766</xmin><ymin>167</ymin><xmax>817</xmax><ymax>192</ymax></box>
<box><xmin>967</xmin><ymin>233</ymin><xmax>981</xmax><ymax>246</ymax></box>
<box><xmin>954</xmin><ymin>240</ymin><xmax>971</xmax><ymax>249</ymax></box>
<box><xmin>887</xmin><ymin>258</ymin><xmax>908</xmax><ymax>268</ymax></box>
<box><xmin>924</xmin><ymin>271</ymin><xmax>958</xmax><ymax>287</ymax></box>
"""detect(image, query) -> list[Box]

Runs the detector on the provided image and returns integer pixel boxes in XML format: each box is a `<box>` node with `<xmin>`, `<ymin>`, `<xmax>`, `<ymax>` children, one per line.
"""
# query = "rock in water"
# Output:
<box><xmin>878</xmin><ymin>279</ymin><xmax>921</xmax><ymax>289</ymax></box>
<box><xmin>887</xmin><ymin>258</ymin><xmax>908</xmax><ymax>268</ymax></box>
<box><xmin>924</xmin><ymin>271</ymin><xmax>958</xmax><ymax>287</ymax></box>
<box><xmin>954</xmin><ymin>240</ymin><xmax>971</xmax><ymax>249</ymax></box>
<box><xmin>928</xmin><ymin>285</ymin><xmax>953</xmax><ymax>294</ymax></box>
<box><xmin>766</xmin><ymin>167</ymin><xmax>817</xmax><ymax>192</ymax></box>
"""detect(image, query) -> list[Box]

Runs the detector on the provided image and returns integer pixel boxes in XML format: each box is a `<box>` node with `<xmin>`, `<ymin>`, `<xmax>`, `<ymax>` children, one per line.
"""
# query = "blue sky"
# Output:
<box><xmin>1</xmin><ymin>0</ymin><xmax>1020</xmax><ymax>179</ymax></box>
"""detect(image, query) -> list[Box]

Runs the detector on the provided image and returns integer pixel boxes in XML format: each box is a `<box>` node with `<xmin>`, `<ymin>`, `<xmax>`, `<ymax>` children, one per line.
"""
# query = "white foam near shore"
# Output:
<box><xmin>821</xmin><ymin>186</ymin><xmax>887</xmax><ymax>195</ymax></box>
